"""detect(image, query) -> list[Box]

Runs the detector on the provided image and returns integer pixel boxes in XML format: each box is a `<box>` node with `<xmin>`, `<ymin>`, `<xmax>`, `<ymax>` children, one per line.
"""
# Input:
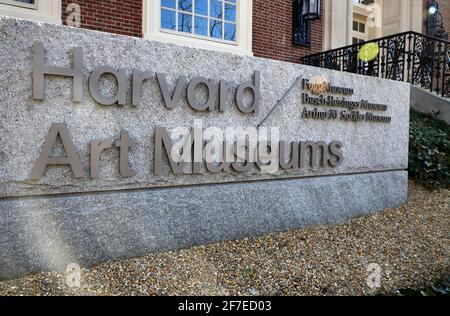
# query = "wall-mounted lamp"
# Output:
<box><xmin>293</xmin><ymin>0</ymin><xmax>321</xmax><ymax>46</ymax></box>
<box><xmin>427</xmin><ymin>1</ymin><xmax>438</xmax><ymax>16</ymax></box>
<box><xmin>425</xmin><ymin>0</ymin><xmax>447</xmax><ymax>39</ymax></box>
<box><xmin>303</xmin><ymin>0</ymin><xmax>321</xmax><ymax>21</ymax></box>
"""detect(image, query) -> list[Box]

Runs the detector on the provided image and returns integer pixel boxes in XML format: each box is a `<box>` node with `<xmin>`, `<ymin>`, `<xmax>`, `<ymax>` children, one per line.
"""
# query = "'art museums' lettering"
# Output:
<box><xmin>31</xmin><ymin>123</ymin><xmax>344</xmax><ymax>179</ymax></box>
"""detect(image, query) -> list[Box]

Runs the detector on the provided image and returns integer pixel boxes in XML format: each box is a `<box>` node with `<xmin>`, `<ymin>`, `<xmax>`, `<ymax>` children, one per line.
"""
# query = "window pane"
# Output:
<box><xmin>178</xmin><ymin>13</ymin><xmax>193</xmax><ymax>33</ymax></box>
<box><xmin>195</xmin><ymin>16</ymin><xmax>208</xmax><ymax>36</ymax></box>
<box><xmin>210</xmin><ymin>19</ymin><xmax>222</xmax><ymax>39</ymax></box>
<box><xmin>359</xmin><ymin>23</ymin><xmax>365</xmax><ymax>33</ymax></box>
<box><xmin>161</xmin><ymin>0</ymin><xmax>176</xmax><ymax>9</ymax></box>
<box><xmin>195</xmin><ymin>0</ymin><xmax>208</xmax><ymax>16</ymax></box>
<box><xmin>159</xmin><ymin>0</ymin><xmax>236</xmax><ymax>43</ymax></box>
<box><xmin>178</xmin><ymin>0</ymin><xmax>192</xmax><ymax>12</ymax></box>
<box><xmin>210</xmin><ymin>0</ymin><xmax>223</xmax><ymax>19</ymax></box>
<box><xmin>224</xmin><ymin>3</ymin><xmax>236</xmax><ymax>22</ymax></box>
<box><xmin>224</xmin><ymin>22</ymin><xmax>236</xmax><ymax>41</ymax></box>
<box><xmin>352</xmin><ymin>21</ymin><xmax>358</xmax><ymax>31</ymax></box>
<box><xmin>161</xmin><ymin>9</ymin><xmax>176</xmax><ymax>30</ymax></box>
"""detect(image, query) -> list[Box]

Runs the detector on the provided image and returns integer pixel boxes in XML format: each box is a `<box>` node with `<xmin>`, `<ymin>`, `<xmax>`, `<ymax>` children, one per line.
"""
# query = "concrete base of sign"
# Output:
<box><xmin>0</xmin><ymin>170</ymin><xmax>407</xmax><ymax>280</ymax></box>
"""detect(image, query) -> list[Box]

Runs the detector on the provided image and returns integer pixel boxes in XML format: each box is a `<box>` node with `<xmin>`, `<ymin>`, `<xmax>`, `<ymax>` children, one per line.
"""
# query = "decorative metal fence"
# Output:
<box><xmin>300</xmin><ymin>31</ymin><xmax>450</xmax><ymax>98</ymax></box>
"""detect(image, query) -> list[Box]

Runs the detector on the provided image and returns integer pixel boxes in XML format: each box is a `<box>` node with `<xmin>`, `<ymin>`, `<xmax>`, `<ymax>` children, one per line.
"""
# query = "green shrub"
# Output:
<box><xmin>396</xmin><ymin>276</ymin><xmax>450</xmax><ymax>296</ymax></box>
<box><xmin>408</xmin><ymin>110</ymin><xmax>450</xmax><ymax>188</ymax></box>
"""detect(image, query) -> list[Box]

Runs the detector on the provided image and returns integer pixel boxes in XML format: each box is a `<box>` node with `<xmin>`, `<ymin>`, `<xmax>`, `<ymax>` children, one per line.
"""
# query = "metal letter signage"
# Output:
<box><xmin>32</xmin><ymin>42</ymin><xmax>261</xmax><ymax>113</ymax></box>
<box><xmin>33</xmin><ymin>42</ymin><xmax>83</xmax><ymax>102</ymax></box>
<box><xmin>89</xmin><ymin>66</ymin><xmax>127</xmax><ymax>106</ymax></box>
<box><xmin>28</xmin><ymin>42</ymin><xmax>393</xmax><ymax>181</ymax></box>
<box><xmin>31</xmin><ymin>123</ymin><xmax>86</xmax><ymax>179</ymax></box>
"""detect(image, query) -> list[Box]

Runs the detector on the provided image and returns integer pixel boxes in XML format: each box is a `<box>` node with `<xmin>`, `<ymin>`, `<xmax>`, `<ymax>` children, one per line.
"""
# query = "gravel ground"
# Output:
<box><xmin>0</xmin><ymin>180</ymin><xmax>448</xmax><ymax>296</ymax></box>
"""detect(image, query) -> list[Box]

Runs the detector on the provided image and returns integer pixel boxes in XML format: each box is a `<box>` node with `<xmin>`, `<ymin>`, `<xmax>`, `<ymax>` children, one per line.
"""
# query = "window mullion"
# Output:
<box><xmin>175</xmin><ymin>0</ymin><xmax>178</xmax><ymax>32</ymax></box>
<box><xmin>222</xmin><ymin>0</ymin><xmax>225</xmax><ymax>40</ymax></box>
<box><xmin>192</xmin><ymin>0</ymin><xmax>195</xmax><ymax>34</ymax></box>
<box><xmin>208</xmin><ymin>0</ymin><xmax>211</xmax><ymax>37</ymax></box>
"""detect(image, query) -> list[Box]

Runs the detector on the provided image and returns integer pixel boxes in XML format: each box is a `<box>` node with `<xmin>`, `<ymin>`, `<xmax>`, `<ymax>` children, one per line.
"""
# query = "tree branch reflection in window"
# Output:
<box><xmin>160</xmin><ymin>0</ymin><xmax>237</xmax><ymax>43</ymax></box>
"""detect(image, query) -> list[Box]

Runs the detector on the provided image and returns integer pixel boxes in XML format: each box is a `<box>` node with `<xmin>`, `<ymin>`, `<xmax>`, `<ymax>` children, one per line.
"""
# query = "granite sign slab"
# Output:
<box><xmin>0</xmin><ymin>16</ymin><xmax>410</xmax><ymax>278</ymax></box>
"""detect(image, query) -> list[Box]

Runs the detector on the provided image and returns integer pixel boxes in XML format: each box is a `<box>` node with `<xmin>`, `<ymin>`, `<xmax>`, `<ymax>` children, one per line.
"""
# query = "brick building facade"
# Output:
<box><xmin>442</xmin><ymin>1</ymin><xmax>450</xmax><ymax>38</ymax></box>
<box><xmin>430</xmin><ymin>0</ymin><xmax>450</xmax><ymax>38</ymax></box>
<box><xmin>252</xmin><ymin>0</ymin><xmax>323</xmax><ymax>62</ymax></box>
<box><xmin>424</xmin><ymin>0</ymin><xmax>450</xmax><ymax>39</ymax></box>
<box><xmin>1</xmin><ymin>0</ymin><xmax>449</xmax><ymax>63</ymax></box>
<box><xmin>59</xmin><ymin>0</ymin><xmax>323</xmax><ymax>63</ymax></box>
<box><xmin>61</xmin><ymin>0</ymin><xmax>142</xmax><ymax>38</ymax></box>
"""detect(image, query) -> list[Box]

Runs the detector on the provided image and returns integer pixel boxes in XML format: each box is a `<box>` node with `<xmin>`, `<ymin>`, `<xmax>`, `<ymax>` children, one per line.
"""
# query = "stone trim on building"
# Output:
<box><xmin>0</xmin><ymin>0</ymin><xmax>61</xmax><ymax>24</ymax></box>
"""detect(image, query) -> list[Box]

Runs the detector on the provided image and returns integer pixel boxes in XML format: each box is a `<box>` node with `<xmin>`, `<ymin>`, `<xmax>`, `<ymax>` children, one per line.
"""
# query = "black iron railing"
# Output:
<box><xmin>300</xmin><ymin>31</ymin><xmax>450</xmax><ymax>98</ymax></box>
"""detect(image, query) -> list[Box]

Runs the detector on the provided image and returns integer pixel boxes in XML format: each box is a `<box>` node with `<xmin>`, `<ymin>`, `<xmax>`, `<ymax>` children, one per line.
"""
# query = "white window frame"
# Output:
<box><xmin>143</xmin><ymin>0</ymin><xmax>253</xmax><ymax>56</ymax></box>
<box><xmin>0</xmin><ymin>0</ymin><xmax>61</xmax><ymax>25</ymax></box>
<box><xmin>0</xmin><ymin>0</ymin><xmax>37</xmax><ymax>10</ymax></box>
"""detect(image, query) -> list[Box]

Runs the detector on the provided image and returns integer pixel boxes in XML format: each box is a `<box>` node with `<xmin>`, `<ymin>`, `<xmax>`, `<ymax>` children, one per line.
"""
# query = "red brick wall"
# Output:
<box><xmin>423</xmin><ymin>0</ymin><xmax>450</xmax><ymax>39</ymax></box>
<box><xmin>252</xmin><ymin>0</ymin><xmax>323</xmax><ymax>63</ymax></box>
<box><xmin>61</xmin><ymin>0</ymin><xmax>142</xmax><ymax>37</ymax></box>
<box><xmin>59</xmin><ymin>0</ymin><xmax>323</xmax><ymax>62</ymax></box>
<box><xmin>440</xmin><ymin>0</ymin><xmax>450</xmax><ymax>39</ymax></box>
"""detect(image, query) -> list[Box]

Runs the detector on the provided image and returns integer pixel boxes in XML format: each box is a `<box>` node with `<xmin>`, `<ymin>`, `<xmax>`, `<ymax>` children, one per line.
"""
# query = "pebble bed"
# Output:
<box><xmin>0</xmin><ymin>181</ymin><xmax>448</xmax><ymax>296</ymax></box>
